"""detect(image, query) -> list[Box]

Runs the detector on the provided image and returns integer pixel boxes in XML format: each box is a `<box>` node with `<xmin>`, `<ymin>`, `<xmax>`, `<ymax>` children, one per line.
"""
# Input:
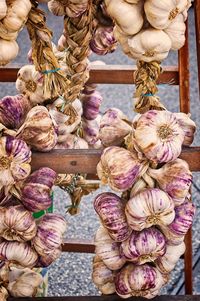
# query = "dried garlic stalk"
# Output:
<box><xmin>26</xmin><ymin>3</ymin><xmax>70</xmax><ymax>100</ymax></box>
<box><xmin>134</xmin><ymin>61</ymin><xmax>166</xmax><ymax>113</ymax></box>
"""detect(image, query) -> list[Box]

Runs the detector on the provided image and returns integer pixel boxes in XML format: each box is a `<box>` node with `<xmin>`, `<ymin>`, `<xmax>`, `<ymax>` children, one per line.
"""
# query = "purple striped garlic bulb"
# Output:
<box><xmin>32</xmin><ymin>214</ymin><xmax>67</xmax><ymax>262</ymax></box>
<box><xmin>135</xmin><ymin>110</ymin><xmax>185</xmax><ymax>163</ymax></box>
<box><xmin>95</xmin><ymin>226</ymin><xmax>126</xmax><ymax>270</ymax></box>
<box><xmin>82</xmin><ymin>116</ymin><xmax>101</xmax><ymax>148</ymax></box>
<box><xmin>17</xmin><ymin>106</ymin><xmax>57</xmax><ymax>152</ymax></box>
<box><xmin>0</xmin><ymin>136</ymin><xmax>31</xmax><ymax>193</ymax></box>
<box><xmin>97</xmin><ymin>146</ymin><xmax>149</xmax><ymax>191</ymax></box>
<box><xmin>94</xmin><ymin>192</ymin><xmax>131</xmax><ymax>242</ymax></box>
<box><xmin>90</xmin><ymin>26</ymin><xmax>117</xmax><ymax>55</ymax></box>
<box><xmin>174</xmin><ymin>112</ymin><xmax>196</xmax><ymax>146</ymax></box>
<box><xmin>159</xmin><ymin>201</ymin><xmax>195</xmax><ymax>245</ymax></box>
<box><xmin>148</xmin><ymin>159</ymin><xmax>192</xmax><ymax>206</ymax></box>
<box><xmin>38</xmin><ymin>248</ymin><xmax>62</xmax><ymax>267</ymax></box>
<box><xmin>120</xmin><ymin>227</ymin><xmax>166</xmax><ymax>265</ymax></box>
<box><xmin>0</xmin><ymin>95</ymin><xmax>31</xmax><ymax>129</ymax></box>
<box><xmin>115</xmin><ymin>264</ymin><xmax>167</xmax><ymax>299</ymax></box>
<box><xmin>0</xmin><ymin>205</ymin><xmax>37</xmax><ymax>242</ymax></box>
<box><xmin>0</xmin><ymin>241</ymin><xmax>38</xmax><ymax>268</ymax></box>
<box><xmin>21</xmin><ymin>168</ymin><xmax>57</xmax><ymax>212</ymax></box>
<box><xmin>92</xmin><ymin>256</ymin><xmax>115</xmax><ymax>295</ymax></box>
<box><xmin>81</xmin><ymin>86</ymin><xmax>102</xmax><ymax>121</ymax></box>
<box><xmin>99</xmin><ymin>108</ymin><xmax>132</xmax><ymax>146</ymax></box>
<box><xmin>155</xmin><ymin>242</ymin><xmax>185</xmax><ymax>274</ymax></box>
<box><xmin>125</xmin><ymin>188</ymin><xmax>175</xmax><ymax>231</ymax></box>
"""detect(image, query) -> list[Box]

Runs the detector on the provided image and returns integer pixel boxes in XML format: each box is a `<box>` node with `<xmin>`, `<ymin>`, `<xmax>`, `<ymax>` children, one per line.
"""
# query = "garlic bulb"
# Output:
<box><xmin>16</xmin><ymin>65</ymin><xmax>46</xmax><ymax>105</ymax></box>
<box><xmin>94</xmin><ymin>192</ymin><xmax>131</xmax><ymax>242</ymax></box>
<box><xmin>135</xmin><ymin>110</ymin><xmax>185</xmax><ymax>163</ymax></box>
<box><xmin>0</xmin><ymin>241</ymin><xmax>38</xmax><ymax>267</ymax></box>
<box><xmin>128</xmin><ymin>29</ymin><xmax>172</xmax><ymax>62</ymax></box>
<box><xmin>0</xmin><ymin>95</ymin><xmax>30</xmax><ymax>129</ymax></box>
<box><xmin>90</xmin><ymin>26</ymin><xmax>117</xmax><ymax>55</ymax></box>
<box><xmin>0</xmin><ymin>136</ymin><xmax>31</xmax><ymax>193</ymax></box>
<box><xmin>92</xmin><ymin>256</ymin><xmax>115</xmax><ymax>295</ymax></box>
<box><xmin>17</xmin><ymin>106</ymin><xmax>57</xmax><ymax>152</ymax></box>
<box><xmin>120</xmin><ymin>227</ymin><xmax>166</xmax><ymax>264</ymax></box>
<box><xmin>0</xmin><ymin>0</ymin><xmax>7</xmax><ymax>20</ymax></box>
<box><xmin>21</xmin><ymin>167</ymin><xmax>56</xmax><ymax>212</ymax></box>
<box><xmin>82</xmin><ymin>116</ymin><xmax>101</xmax><ymax>148</ymax></box>
<box><xmin>156</xmin><ymin>242</ymin><xmax>185</xmax><ymax>274</ymax></box>
<box><xmin>148</xmin><ymin>159</ymin><xmax>192</xmax><ymax>206</ymax></box>
<box><xmin>174</xmin><ymin>112</ymin><xmax>196</xmax><ymax>146</ymax></box>
<box><xmin>37</xmin><ymin>213</ymin><xmax>67</xmax><ymax>236</ymax></box>
<box><xmin>0</xmin><ymin>39</ymin><xmax>19</xmax><ymax>66</ymax></box>
<box><xmin>99</xmin><ymin>108</ymin><xmax>132</xmax><ymax>147</ymax></box>
<box><xmin>2</xmin><ymin>0</ymin><xmax>31</xmax><ymax>32</ymax></box>
<box><xmin>97</xmin><ymin>146</ymin><xmax>148</xmax><ymax>191</ymax></box>
<box><xmin>164</xmin><ymin>14</ymin><xmax>186</xmax><ymax>50</ymax></box>
<box><xmin>159</xmin><ymin>201</ymin><xmax>195</xmax><ymax>245</ymax></box>
<box><xmin>125</xmin><ymin>188</ymin><xmax>175</xmax><ymax>231</ymax></box>
<box><xmin>54</xmin><ymin>134</ymin><xmax>89</xmax><ymax>150</ymax></box>
<box><xmin>95</xmin><ymin>226</ymin><xmax>126</xmax><ymax>270</ymax></box>
<box><xmin>38</xmin><ymin>247</ymin><xmax>62</xmax><ymax>267</ymax></box>
<box><xmin>0</xmin><ymin>286</ymin><xmax>8</xmax><ymax>301</ymax></box>
<box><xmin>8</xmin><ymin>267</ymin><xmax>42</xmax><ymax>297</ymax></box>
<box><xmin>0</xmin><ymin>205</ymin><xmax>37</xmax><ymax>241</ymax></box>
<box><xmin>81</xmin><ymin>88</ymin><xmax>102</xmax><ymax>121</ymax></box>
<box><xmin>115</xmin><ymin>263</ymin><xmax>167</xmax><ymax>299</ymax></box>
<box><xmin>144</xmin><ymin>0</ymin><xmax>188</xmax><ymax>29</ymax></box>
<box><xmin>105</xmin><ymin>0</ymin><xmax>143</xmax><ymax>35</ymax></box>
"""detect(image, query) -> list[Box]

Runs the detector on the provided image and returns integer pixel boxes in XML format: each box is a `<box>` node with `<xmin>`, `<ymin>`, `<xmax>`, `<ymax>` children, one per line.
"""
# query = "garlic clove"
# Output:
<box><xmin>125</xmin><ymin>188</ymin><xmax>175</xmax><ymax>231</ymax></box>
<box><xmin>81</xmin><ymin>89</ymin><xmax>102</xmax><ymax>121</ymax></box>
<box><xmin>174</xmin><ymin>112</ymin><xmax>196</xmax><ymax>146</ymax></box>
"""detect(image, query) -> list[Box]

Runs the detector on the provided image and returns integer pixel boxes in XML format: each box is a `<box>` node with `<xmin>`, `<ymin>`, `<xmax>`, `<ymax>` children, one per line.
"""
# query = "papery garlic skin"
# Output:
<box><xmin>0</xmin><ymin>95</ymin><xmax>30</xmax><ymax>129</ymax></box>
<box><xmin>159</xmin><ymin>201</ymin><xmax>195</xmax><ymax>245</ymax></box>
<box><xmin>97</xmin><ymin>146</ymin><xmax>148</xmax><ymax>191</ymax></box>
<box><xmin>0</xmin><ymin>0</ymin><xmax>7</xmax><ymax>20</ymax></box>
<box><xmin>99</xmin><ymin>108</ymin><xmax>132</xmax><ymax>147</ymax></box>
<box><xmin>54</xmin><ymin>134</ymin><xmax>89</xmax><ymax>150</ymax></box>
<box><xmin>164</xmin><ymin>14</ymin><xmax>186</xmax><ymax>50</ymax></box>
<box><xmin>82</xmin><ymin>116</ymin><xmax>101</xmax><ymax>148</ymax></box>
<box><xmin>0</xmin><ymin>286</ymin><xmax>8</xmax><ymax>301</ymax></box>
<box><xmin>125</xmin><ymin>188</ymin><xmax>175</xmax><ymax>231</ymax></box>
<box><xmin>0</xmin><ymin>39</ymin><xmax>19</xmax><ymax>66</ymax></box>
<box><xmin>21</xmin><ymin>167</ymin><xmax>56</xmax><ymax>212</ymax></box>
<box><xmin>38</xmin><ymin>213</ymin><xmax>67</xmax><ymax>236</ymax></box>
<box><xmin>0</xmin><ymin>136</ymin><xmax>31</xmax><ymax>193</ymax></box>
<box><xmin>92</xmin><ymin>256</ymin><xmax>116</xmax><ymax>295</ymax></box>
<box><xmin>94</xmin><ymin>193</ymin><xmax>131</xmax><ymax>242</ymax></box>
<box><xmin>174</xmin><ymin>112</ymin><xmax>196</xmax><ymax>146</ymax></box>
<box><xmin>0</xmin><ymin>241</ymin><xmax>38</xmax><ymax>267</ymax></box>
<box><xmin>155</xmin><ymin>242</ymin><xmax>185</xmax><ymax>274</ymax></box>
<box><xmin>8</xmin><ymin>267</ymin><xmax>42</xmax><ymax>297</ymax></box>
<box><xmin>17</xmin><ymin>106</ymin><xmax>57</xmax><ymax>152</ymax></box>
<box><xmin>38</xmin><ymin>248</ymin><xmax>62</xmax><ymax>267</ymax></box>
<box><xmin>0</xmin><ymin>205</ymin><xmax>37</xmax><ymax>242</ymax></box>
<box><xmin>120</xmin><ymin>227</ymin><xmax>166</xmax><ymax>264</ymax></box>
<box><xmin>95</xmin><ymin>226</ymin><xmax>126</xmax><ymax>270</ymax></box>
<box><xmin>128</xmin><ymin>29</ymin><xmax>172</xmax><ymax>62</ymax></box>
<box><xmin>90</xmin><ymin>26</ymin><xmax>117</xmax><ymax>55</ymax></box>
<box><xmin>144</xmin><ymin>0</ymin><xmax>188</xmax><ymax>30</ymax></box>
<box><xmin>81</xmin><ymin>88</ymin><xmax>102</xmax><ymax>121</ymax></box>
<box><xmin>135</xmin><ymin>110</ymin><xmax>185</xmax><ymax>163</ymax></box>
<box><xmin>115</xmin><ymin>263</ymin><xmax>167</xmax><ymax>299</ymax></box>
<box><xmin>148</xmin><ymin>159</ymin><xmax>192</xmax><ymax>206</ymax></box>
<box><xmin>16</xmin><ymin>65</ymin><xmax>45</xmax><ymax>105</ymax></box>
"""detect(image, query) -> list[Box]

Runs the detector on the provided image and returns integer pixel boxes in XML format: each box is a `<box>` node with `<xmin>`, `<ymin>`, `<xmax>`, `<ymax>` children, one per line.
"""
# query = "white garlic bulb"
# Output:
<box><xmin>95</xmin><ymin>226</ymin><xmax>126</xmax><ymax>271</ymax></box>
<box><xmin>164</xmin><ymin>14</ymin><xmax>186</xmax><ymax>50</ymax></box>
<box><xmin>0</xmin><ymin>39</ymin><xmax>19</xmax><ymax>66</ymax></box>
<box><xmin>135</xmin><ymin>110</ymin><xmax>185</xmax><ymax>163</ymax></box>
<box><xmin>16</xmin><ymin>65</ymin><xmax>46</xmax><ymax>105</ymax></box>
<box><xmin>0</xmin><ymin>0</ymin><xmax>7</xmax><ymax>20</ymax></box>
<box><xmin>105</xmin><ymin>0</ymin><xmax>143</xmax><ymax>35</ymax></box>
<box><xmin>155</xmin><ymin>242</ymin><xmax>185</xmax><ymax>274</ymax></box>
<box><xmin>144</xmin><ymin>0</ymin><xmax>188</xmax><ymax>29</ymax></box>
<box><xmin>8</xmin><ymin>267</ymin><xmax>42</xmax><ymax>297</ymax></box>
<box><xmin>125</xmin><ymin>188</ymin><xmax>175</xmax><ymax>231</ymax></box>
<box><xmin>128</xmin><ymin>29</ymin><xmax>172</xmax><ymax>62</ymax></box>
<box><xmin>0</xmin><ymin>205</ymin><xmax>37</xmax><ymax>242</ymax></box>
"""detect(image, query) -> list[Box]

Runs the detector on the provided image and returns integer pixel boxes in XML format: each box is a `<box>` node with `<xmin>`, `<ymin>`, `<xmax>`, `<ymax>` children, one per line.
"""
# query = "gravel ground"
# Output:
<box><xmin>0</xmin><ymin>4</ymin><xmax>200</xmax><ymax>297</ymax></box>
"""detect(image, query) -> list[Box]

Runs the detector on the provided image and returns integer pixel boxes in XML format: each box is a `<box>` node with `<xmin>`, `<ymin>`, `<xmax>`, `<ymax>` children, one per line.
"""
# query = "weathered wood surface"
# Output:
<box><xmin>0</xmin><ymin>64</ymin><xmax>179</xmax><ymax>85</ymax></box>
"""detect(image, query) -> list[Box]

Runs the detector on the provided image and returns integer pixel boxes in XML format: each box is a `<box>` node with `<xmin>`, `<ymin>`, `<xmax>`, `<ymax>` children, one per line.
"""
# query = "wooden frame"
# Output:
<box><xmin>0</xmin><ymin>6</ymin><xmax>199</xmax><ymax>300</ymax></box>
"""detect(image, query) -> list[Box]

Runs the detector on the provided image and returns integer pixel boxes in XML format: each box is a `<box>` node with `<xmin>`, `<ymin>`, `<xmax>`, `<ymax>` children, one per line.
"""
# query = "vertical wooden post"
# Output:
<box><xmin>178</xmin><ymin>19</ymin><xmax>193</xmax><ymax>294</ymax></box>
<box><xmin>194</xmin><ymin>0</ymin><xmax>200</xmax><ymax>98</ymax></box>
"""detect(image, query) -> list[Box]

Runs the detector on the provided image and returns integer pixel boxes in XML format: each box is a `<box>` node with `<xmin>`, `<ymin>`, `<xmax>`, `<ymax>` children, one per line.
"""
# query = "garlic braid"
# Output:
<box><xmin>63</xmin><ymin>0</ymin><xmax>95</xmax><ymax>103</ymax></box>
<box><xmin>134</xmin><ymin>61</ymin><xmax>166</xmax><ymax>114</ymax></box>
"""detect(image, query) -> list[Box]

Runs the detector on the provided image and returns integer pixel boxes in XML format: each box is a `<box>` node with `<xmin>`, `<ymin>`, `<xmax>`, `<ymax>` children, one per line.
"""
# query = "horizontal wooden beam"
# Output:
<box><xmin>8</xmin><ymin>295</ymin><xmax>200</xmax><ymax>301</ymax></box>
<box><xmin>62</xmin><ymin>239</ymin><xmax>95</xmax><ymax>253</ymax></box>
<box><xmin>32</xmin><ymin>147</ymin><xmax>200</xmax><ymax>173</ymax></box>
<box><xmin>0</xmin><ymin>64</ymin><xmax>179</xmax><ymax>85</ymax></box>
